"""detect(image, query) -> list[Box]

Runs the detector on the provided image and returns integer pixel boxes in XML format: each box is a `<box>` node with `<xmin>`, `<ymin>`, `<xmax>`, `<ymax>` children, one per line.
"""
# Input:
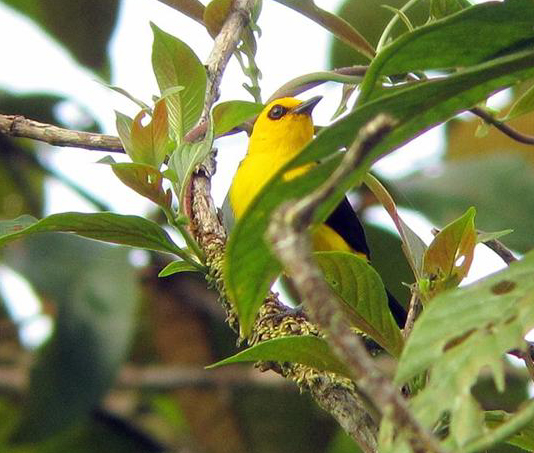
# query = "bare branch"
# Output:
<box><xmin>470</xmin><ymin>107</ymin><xmax>534</xmax><ymax>145</ymax></box>
<box><xmin>267</xmin><ymin>115</ymin><xmax>447</xmax><ymax>453</ymax></box>
<box><xmin>0</xmin><ymin>114</ymin><xmax>124</xmax><ymax>153</ymax></box>
<box><xmin>480</xmin><ymin>237</ymin><xmax>517</xmax><ymax>265</ymax></box>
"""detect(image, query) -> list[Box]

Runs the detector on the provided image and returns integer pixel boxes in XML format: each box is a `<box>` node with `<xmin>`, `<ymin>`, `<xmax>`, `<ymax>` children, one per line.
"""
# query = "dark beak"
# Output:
<box><xmin>291</xmin><ymin>96</ymin><xmax>322</xmax><ymax>116</ymax></box>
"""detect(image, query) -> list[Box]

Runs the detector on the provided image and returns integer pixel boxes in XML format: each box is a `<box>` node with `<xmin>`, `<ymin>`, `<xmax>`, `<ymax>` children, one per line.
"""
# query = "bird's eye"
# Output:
<box><xmin>267</xmin><ymin>104</ymin><xmax>288</xmax><ymax>120</ymax></box>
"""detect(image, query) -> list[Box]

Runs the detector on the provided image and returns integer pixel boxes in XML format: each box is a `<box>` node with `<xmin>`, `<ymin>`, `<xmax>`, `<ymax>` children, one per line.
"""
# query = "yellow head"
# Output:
<box><xmin>229</xmin><ymin>96</ymin><xmax>321</xmax><ymax>220</ymax></box>
<box><xmin>247</xmin><ymin>96</ymin><xmax>322</xmax><ymax>157</ymax></box>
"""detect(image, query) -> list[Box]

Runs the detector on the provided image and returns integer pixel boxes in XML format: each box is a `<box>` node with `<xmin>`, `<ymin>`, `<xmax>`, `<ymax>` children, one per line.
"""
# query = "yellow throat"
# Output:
<box><xmin>229</xmin><ymin>96</ymin><xmax>321</xmax><ymax>219</ymax></box>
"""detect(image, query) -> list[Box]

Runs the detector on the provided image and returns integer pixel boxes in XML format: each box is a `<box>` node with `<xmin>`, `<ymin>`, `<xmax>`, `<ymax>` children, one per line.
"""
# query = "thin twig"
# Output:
<box><xmin>0</xmin><ymin>114</ymin><xmax>124</xmax><ymax>152</ymax></box>
<box><xmin>267</xmin><ymin>115</ymin><xmax>447</xmax><ymax>453</ymax></box>
<box><xmin>470</xmin><ymin>107</ymin><xmax>534</xmax><ymax>145</ymax></box>
<box><xmin>403</xmin><ymin>291</ymin><xmax>422</xmax><ymax>339</ymax></box>
<box><xmin>480</xmin><ymin>237</ymin><xmax>517</xmax><ymax>265</ymax></box>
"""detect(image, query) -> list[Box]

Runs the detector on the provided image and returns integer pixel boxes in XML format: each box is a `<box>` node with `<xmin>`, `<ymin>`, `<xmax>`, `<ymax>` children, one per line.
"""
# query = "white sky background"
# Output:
<box><xmin>0</xmin><ymin>0</ymin><xmax>508</xmax><ymax>345</ymax></box>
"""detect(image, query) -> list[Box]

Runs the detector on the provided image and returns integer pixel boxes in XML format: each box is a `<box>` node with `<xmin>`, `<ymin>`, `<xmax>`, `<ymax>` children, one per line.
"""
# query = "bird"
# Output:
<box><xmin>228</xmin><ymin>96</ymin><xmax>406</xmax><ymax>326</ymax></box>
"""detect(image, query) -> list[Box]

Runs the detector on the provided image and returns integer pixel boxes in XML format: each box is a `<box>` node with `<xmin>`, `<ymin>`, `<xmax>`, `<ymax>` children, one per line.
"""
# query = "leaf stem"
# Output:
<box><xmin>376</xmin><ymin>0</ymin><xmax>422</xmax><ymax>53</ymax></box>
<box><xmin>163</xmin><ymin>207</ymin><xmax>206</xmax><ymax>268</ymax></box>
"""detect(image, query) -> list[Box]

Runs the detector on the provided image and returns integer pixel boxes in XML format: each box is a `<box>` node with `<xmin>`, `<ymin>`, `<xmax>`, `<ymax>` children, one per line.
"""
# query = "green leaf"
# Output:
<box><xmin>129</xmin><ymin>99</ymin><xmax>171</xmax><ymax>168</ymax></box>
<box><xmin>204</xmin><ymin>0</ymin><xmax>233</xmax><ymax>37</ymax></box>
<box><xmin>422</xmin><ymin>207</ymin><xmax>476</xmax><ymax>297</ymax></box>
<box><xmin>359</xmin><ymin>0</ymin><xmax>534</xmax><ymax>103</ymax></box>
<box><xmin>430</xmin><ymin>0</ymin><xmax>471</xmax><ymax>20</ymax></box>
<box><xmin>363</xmin><ymin>173</ymin><xmax>426</xmax><ymax>279</ymax></box>
<box><xmin>207</xmin><ymin>335</ymin><xmax>350</xmax><ymax>377</ymax></box>
<box><xmin>9</xmin><ymin>240</ymin><xmax>138</xmax><ymax>442</ymax></box>
<box><xmin>503</xmin><ymin>79</ymin><xmax>534</xmax><ymax>121</ymax></box>
<box><xmin>151</xmin><ymin>23</ymin><xmax>207</xmax><ymax>141</ymax></box>
<box><xmin>167</xmin><ymin>114</ymin><xmax>214</xmax><ymax>210</ymax></box>
<box><xmin>159</xmin><ymin>260</ymin><xmax>202</xmax><ymax>276</ymax></box>
<box><xmin>2</xmin><ymin>0</ymin><xmax>120</xmax><ymax>78</ymax></box>
<box><xmin>155</xmin><ymin>0</ymin><xmax>205</xmax><ymax>25</ymax></box>
<box><xmin>103</xmin><ymin>84</ymin><xmax>151</xmax><ymax>111</ymax></box>
<box><xmin>213</xmin><ymin>100</ymin><xmax>263</xmax><ymax>136</ymax></box>
<box><xmin>273</xmin><ymin>0</ymin><xmax>375</xmax><ymax>60</ymax></box>
<box><xmin>315</xmin><ymin>251</ymin><xmax>403</xmax><ymax>357</ymax></box>
<box><xmin>392</xmin><ymin>250</ymin><xmax>534</xmax><ymax>449</ymax></box>
<box><xmin>226</xmin><ymin>48</ymin><xmax>534</xmax><ymax>336</ymax></box>
<box><xmin>477</xmin><ymin>229</ymin><xmax>513</xmax><ymax>244</ymax></box>
<box><xmin>115</xmin><ymin>110</ymin><xmax>134</xmax><ymax>155</ymax></box>
<box><xmin>0</xmin><ymin>212</ymin><xmax>184</xmax><ymax>255</ymax></box>
<box><xmin>484</xmin><ymin>410</ymin><xmax>534</xmax><ymax>452</ymax></box>
<box><xmin>107</xmin><ymin>162</ymin><xmax>172</xmax><ymax>210</ymax></box>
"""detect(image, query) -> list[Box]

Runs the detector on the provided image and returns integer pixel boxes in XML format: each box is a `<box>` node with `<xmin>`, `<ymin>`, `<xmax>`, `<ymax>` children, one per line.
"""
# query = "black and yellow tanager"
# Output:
<box><xmin>228</xmin><ymin>96</ymin><xmax>406</xmax><ymax>326</ymax></box>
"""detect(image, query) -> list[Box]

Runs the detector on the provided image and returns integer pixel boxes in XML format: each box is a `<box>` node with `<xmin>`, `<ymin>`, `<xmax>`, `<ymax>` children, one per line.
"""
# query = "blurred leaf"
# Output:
<box><xmin>151</xmin><ymin>23</ymin><xmax>207</xmax><ymax>141</ymax></box>
<box><xmin>274</xmin><ymin>0</ymin><xmax>375</xmax><ymax>60</ymax></box>
<box><xmin>430</xmin><ymin>0</ymin><xmax>471</xmax><ymax>20</ymax></box>
<box><xmin>422</xmin><ymin>207</ymin><xmax>476</xmax><ymax>297</ymax></box>
<box><xmin>331</xmin><ymin>84</ymin><xmax>357</xmax><ymax>121</ymax></box>
<box><xmin>0</xmin><ymin>212</ymin><xmax>184</xmax><ymax>256</ymax></box>
<box><xmin>226</xmin><ymin>47</ymin><xmax>534</xmax><ymax>336</ymax></box>
<box><xmin>364</xmin><ymin>173</ymin><xmax>426</xmax><ymax>279</ymax></box>
<box><xmin>2</xmin><ymin>0</ymin><xmax>120</xmax><ymax>78</ymax></box>
<box><xmin>503</xmin><ymin>80</ymin><xmax>534</xmax><ymax>121</ymax></box>
<box><xmin>396</xmin><ymin>154</ymin><xmax>534</xmax><ymax>253</ymax></box>
<box><xmin>115</xmin><ymin>111</ymin><xmax>134</xmax><ymax>156</ymax></box>
<box><xmin>208</xmin><ymin>335</ymin><xmax>351</xmax><ymax>377</ymax></box>
<box><xmin>315</xmin><ymin>251</ymin><xmax>403</xmax><ymax>357</ymax></box>
<box><xmin>362</xmin><ymin>222</ymin><xmax>413</xmax><ymax>308</ymax></box>
<box><xmin>129</xmin><ymin>100</ymin><xmax>171</xmax><ymax>168</ymax></box>
<box><xmin>204</xmin><ymin>0</ymin><xmax>233</xmax><ymax>37</ymax></box>
<box><xmin>103</xmin><ymin>84</ymin><xmax>151</xmax><ymax>111</ymax></box>
<box><xmin>156</xmin><ymin>0</ymin><xmax>205</xmax><ymax>25</ymax></box>
<box><xmin>477</xmin><ymin>229</ymin><xmax>513</xmax><ymax>244</ymax></box>
<box><xmin>359</xmin><ymin>0</ymin><xmax>534</xmax><ymax>103</ymax></box>
<box><xmin>325</xmin><ymin>429</ymin><xmax>362</xmax><ymax>453</ymax></box>
<box><xmin>213</xmin><ymin>100</ymin><xmax>263</xmax><ymax>136</ymax></box>
<box><xmin>167</xmin><ymin>115</ymin><xmax>214</xmax><ymax>210</ymax></box>
<box><xmin>391</xmin><ymin>250</ymin><xmax>534</xmax><ymax>449</ymax></box>
<box><xmin>329</xmin><ymin>0</ymin><xmax>428</xmax><ymax>68</ymax></box>
<box><xmin>485</xmin><ymin>411</ymin><xmax>534</xmax><ymax>452</ymax></box>
<box><xmin>158</xmin><ymin>260</ymin><xmax>201</xmax><ymax>276</ymax></box>
<box><xmin>9</xmin><ymin>242</ymin><xmax>138</xmax><ymax>442</ymax></box>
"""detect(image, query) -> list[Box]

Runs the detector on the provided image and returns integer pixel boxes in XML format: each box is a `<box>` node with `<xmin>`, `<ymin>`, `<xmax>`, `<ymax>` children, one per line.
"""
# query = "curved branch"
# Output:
<box><xmin>470</xmin><ymin>107</ymin><xmax>534</xmax><ymax>145</ymax></box>
<box><xmin>0</xmin><ymin>114</ymin><xmax>124</xmax><ymax>152</ymax></box>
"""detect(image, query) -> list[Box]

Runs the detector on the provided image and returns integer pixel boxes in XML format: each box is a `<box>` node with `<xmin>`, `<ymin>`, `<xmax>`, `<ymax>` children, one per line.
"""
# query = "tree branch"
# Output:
<box><xmin>0</xmin><ymin>114</ymin><xmax>124</xmax><ymax>152</ymax></box>
<box><xmin>185</xmin><ymin>2</ymin><xmax>382</xmax><ymax>451</ymax></box>
<box><xmin>267</xmin><ymin>115</ymin><xmax>447</xmax><ymax>453</ymax></box>
<box><xmin>470</xmin><ymin>107</ymin><xmax>534</xmax><ymax>145</ymax></box>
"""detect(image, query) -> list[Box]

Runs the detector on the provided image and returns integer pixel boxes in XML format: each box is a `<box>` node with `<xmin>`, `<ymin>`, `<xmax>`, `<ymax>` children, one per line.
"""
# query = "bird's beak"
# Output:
<box><xmin>291</xmin><ymin>96</ymin><xmax>322</xmax><ymax>116</ymax></box>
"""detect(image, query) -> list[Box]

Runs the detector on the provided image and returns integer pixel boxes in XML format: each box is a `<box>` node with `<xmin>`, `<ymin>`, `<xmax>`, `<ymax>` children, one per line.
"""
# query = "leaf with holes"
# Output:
<box><xmin>388</xmin><ymin>250</ymin><xmax>534</xmax><ymax>452</ymax></box>
<box><xmin>129</xmin><ymin>99</ymin><xmax>171</xmax><ymax>168</ymax></box>
<box><xmin>422</xmin><ymin>207</ymin><xmax>476</xmax><ymax>299</ymax></box>
<box><xmin>315</xmin><ymin>251</ymin><xmax>403</xmax><ymax>357</ymax></box>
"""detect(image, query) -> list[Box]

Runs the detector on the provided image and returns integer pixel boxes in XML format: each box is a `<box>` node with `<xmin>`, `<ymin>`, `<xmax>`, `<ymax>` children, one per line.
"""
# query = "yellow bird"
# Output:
<box><xmin>228</xmin><ymin>96</ymin><xmax>406</xmax><ymax>325</ymax></box>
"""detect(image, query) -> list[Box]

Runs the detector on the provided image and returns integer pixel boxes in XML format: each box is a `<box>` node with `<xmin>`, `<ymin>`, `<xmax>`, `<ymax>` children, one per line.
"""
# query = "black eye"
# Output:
<box><xmin>267</xmin><ymin>104</ymin><xmax>288</xmax><ymax>120</ymax></box>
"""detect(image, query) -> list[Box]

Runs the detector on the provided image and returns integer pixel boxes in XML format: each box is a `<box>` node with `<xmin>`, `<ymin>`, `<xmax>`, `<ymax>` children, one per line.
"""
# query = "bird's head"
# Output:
<box><xmin>248</xmin><ymin>96</ymin><xmax>322</xmax><ymax>155</ymax></box>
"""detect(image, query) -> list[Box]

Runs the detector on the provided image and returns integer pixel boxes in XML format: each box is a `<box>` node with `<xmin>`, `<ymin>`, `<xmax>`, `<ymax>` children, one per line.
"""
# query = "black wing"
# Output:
<box><xmin>325</xmin><ymin>197</ymin><xmax>371</xmax><ymax>258</ymax></box>
<box><xmin>325</xmin><ymin>197</ymin><xmax>407</xmax><ymax>326</ymax></box>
